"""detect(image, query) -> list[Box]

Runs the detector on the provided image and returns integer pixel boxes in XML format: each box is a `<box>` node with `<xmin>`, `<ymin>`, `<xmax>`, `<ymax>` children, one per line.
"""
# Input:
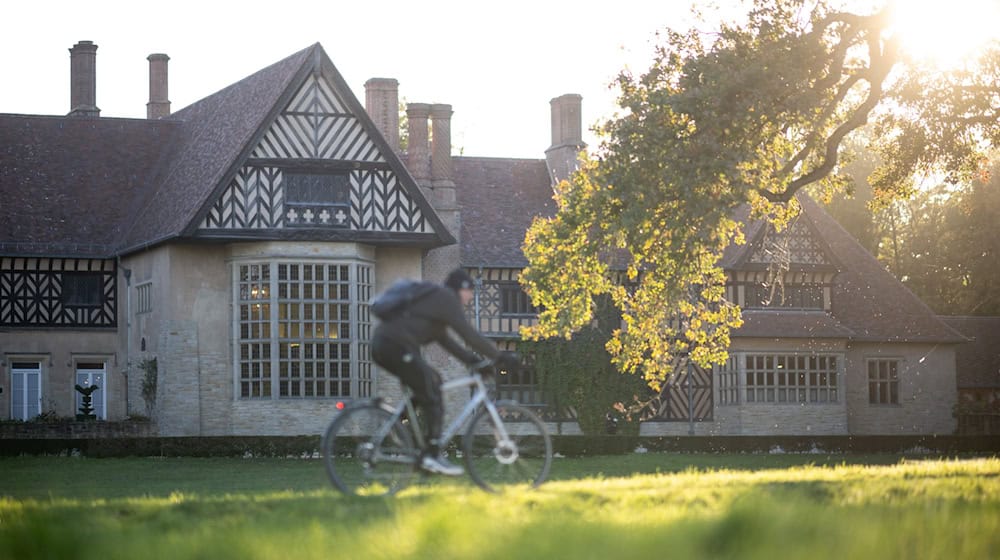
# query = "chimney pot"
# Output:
<box><xmin>365</xmin><ymin>78</ymin><xmax>400</xmax><ymax>153</ymax></box>
<box><xmin>147</xmin><ymin>53</ymin><xmax>171</xmax><ymax>119</ymax></box>
<box><xmin>68</xmin><ymin>40</ymin><xmax>100</xmax><ymax>117</ymax></box>
<box><xmin>545</xmin><ymin>94</ymin><xmax>586</xmax><ymax>184</ymax></box>
<box><xmin>430</xmin><ymin>103</ymin><xmax>453</xmax><ymax>184</ymax></box>
<box><xmin>549</xmin><ymin>93</ymin><xmax>583</xmax><ymax>149</ymax></box>
<box><xmin>406</xmin><ymin>103</ymin><xmax>432</xmax><ymax>181</ymax></box>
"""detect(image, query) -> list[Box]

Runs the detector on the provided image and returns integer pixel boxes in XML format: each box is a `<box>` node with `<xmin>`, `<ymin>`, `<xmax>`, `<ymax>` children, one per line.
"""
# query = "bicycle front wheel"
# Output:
<box><xmin>321</xmin><ymin>403</ymin><xmax>418</xmax><ymax>496</ymax></box>
<box><xmin>462</xmin><ymin>403</ymin><xmax>552</xmax><ymax>492</ymax></box>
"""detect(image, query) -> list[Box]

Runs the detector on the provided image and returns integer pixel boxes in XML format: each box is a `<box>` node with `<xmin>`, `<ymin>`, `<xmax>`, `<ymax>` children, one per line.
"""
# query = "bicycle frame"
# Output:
<box><xmin>323</xmin><ymin>366</ymin><xmax>553</xmax><ymax>495</ymax></box>
<box><xmin>373</xmin><ymin>372</ymin><xmax>512</xmax><ymax>460</ymax></box>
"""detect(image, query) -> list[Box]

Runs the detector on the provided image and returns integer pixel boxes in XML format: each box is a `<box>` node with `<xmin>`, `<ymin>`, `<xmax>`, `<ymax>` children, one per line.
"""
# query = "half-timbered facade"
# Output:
<box><xmin>0</xmin><ymin>40</ymin><xmax>972</xmax><ymax>436</ymax></box>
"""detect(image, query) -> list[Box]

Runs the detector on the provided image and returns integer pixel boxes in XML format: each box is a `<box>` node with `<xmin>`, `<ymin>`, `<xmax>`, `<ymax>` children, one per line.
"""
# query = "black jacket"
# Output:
<box><xmin>373</xmin><ymin>285</ymin><xmax>499</xmax><ymax>364</ymax></box>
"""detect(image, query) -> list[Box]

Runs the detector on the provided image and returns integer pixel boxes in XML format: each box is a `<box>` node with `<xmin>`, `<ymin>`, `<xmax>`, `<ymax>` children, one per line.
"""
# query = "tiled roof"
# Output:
<box><xmin>454</xmin><ymin>156</ymin><xmax>554</xmax><ymax>268</ymax></box>
<box><xmin>805</xmin><ymin>195</ymin><xmax>965</xmax><ymax>343</ymax></box>
<box><xmin>118</xmin><ymin>45</ymin><xmax>314</xmax><ymax>252</ymax></box>
<box><xmin>455</xmin><ymin>164</ymin><xmax>965</xmax><ymax>344</ymax></box>
<box><xmin>0</xmin><ymin>114</ymin><xmax>183</xmax><ymax>257</ymax></box>
<box><xmin>736</xmin><ymin>310</ymin><xmax>855</xmax><ymax>339</ymax></box>
<box><xmin>2</xmin><ymin>43</ymin><xmax>453</xmax><ymax>256</ymax></box>
<box><xmin>716</xmin><ymin>195</ymin><xmax>965</xmax><ymax>343</ymax></box>
<box><xmin>940</xmin><ymin>316</ymin><xmax>1000</xmax><ymax>388</ymax></box>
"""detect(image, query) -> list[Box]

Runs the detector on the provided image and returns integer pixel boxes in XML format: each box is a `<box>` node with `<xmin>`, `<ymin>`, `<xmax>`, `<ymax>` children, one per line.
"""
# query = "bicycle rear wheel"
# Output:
<box><xmin>462</xmin><ymin>403</ymin><xmax>552</xmax><ymax>493</ymax></box>
<box><xmin>321</xmin><ymin>403</ymin><xmax>418</xmax><ymax>496</ymax></box>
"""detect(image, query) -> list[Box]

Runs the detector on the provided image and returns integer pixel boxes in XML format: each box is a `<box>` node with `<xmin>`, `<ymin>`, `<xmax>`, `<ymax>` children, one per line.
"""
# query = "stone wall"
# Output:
<box><xmin>846</xmin><ymin>342</ymin><xmax>958</xmax><ymax>435</ymax></box>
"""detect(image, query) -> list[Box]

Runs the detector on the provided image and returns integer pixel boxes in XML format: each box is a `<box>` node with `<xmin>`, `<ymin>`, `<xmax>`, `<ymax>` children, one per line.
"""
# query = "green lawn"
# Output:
<box><xmin>2</xmin><ymin>453</ymin><xmax>998</xmax><ymax>559</ymax></box>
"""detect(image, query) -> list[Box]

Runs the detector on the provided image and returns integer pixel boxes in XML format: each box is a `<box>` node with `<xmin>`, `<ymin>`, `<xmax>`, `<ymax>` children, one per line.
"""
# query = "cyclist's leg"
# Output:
<box><xmin>371</xmin><ymin>335</ymin><xmax>444</xmax><ymax>453</ymax></box>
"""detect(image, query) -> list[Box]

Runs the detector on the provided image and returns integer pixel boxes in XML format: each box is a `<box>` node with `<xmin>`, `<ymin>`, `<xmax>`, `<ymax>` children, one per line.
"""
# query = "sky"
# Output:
<box><xmin>1</xmin><ymin>0</ymin><xmax>742</xmax><ymax>159</ymax></box>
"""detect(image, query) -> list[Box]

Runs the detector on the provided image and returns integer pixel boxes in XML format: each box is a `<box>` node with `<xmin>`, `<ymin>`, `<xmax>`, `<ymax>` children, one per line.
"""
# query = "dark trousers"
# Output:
<box><xmin>370</xmin><ymin>333</ymin><xmax>444</xmax><ymax>453</ymax></box>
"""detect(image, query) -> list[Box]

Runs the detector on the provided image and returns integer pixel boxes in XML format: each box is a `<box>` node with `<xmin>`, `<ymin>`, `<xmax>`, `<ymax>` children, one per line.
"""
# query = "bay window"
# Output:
<box><xmin>235</xmin><ymin>260</ymin><xmax>372</xmax><ymax>400</ymax></box>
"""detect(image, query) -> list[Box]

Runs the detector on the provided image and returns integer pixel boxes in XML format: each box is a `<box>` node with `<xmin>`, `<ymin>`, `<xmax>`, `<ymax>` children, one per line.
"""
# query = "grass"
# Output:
<box><xmin>1</xmin><ymin>452</ymin><xmax>998</xmax><ymax>559</ymax></box>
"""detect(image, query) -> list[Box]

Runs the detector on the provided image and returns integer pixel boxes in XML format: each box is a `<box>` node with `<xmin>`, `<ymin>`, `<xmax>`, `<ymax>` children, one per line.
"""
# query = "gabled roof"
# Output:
<box><xmin>1</xmin><ymin>43</ymin><xmax>453</xmax><ymax>258</ymax></box>
<box><xmin>456</xmin><ymin>167</ymin><xmax>964</xmax><ymax>344</ymax></box>
<box><xmin>118</xmin><ymin>45</ymin><xmax>315</xmax><ymax>252</ymax></box>
<box><xmin>725</xmin><ymin>194</ymin><xmax>965</xmax><ymax>344</ymax></box>
<box><xmin>454</xmin><ymin>156</ymin><xmax>554</xmax><ymax>268</ymax></box>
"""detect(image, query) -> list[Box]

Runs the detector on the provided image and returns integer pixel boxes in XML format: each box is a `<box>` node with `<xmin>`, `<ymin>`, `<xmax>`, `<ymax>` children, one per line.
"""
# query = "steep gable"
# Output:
<box><xmin>742</xmin><ymin>217</ymin><xmax>839</xmax><ymax>271</ymax></box>
<box><xmin>115</xmin><ymin>44</ymin><xmax>452</xmax><ymax>254</ymax></box>
<box><xmin>188</xmin><ymin>47</ymin><xmax>451</xmax><ymax>246</ymax></box>
<box><xmin>117</xmin><ymin>46</ymin><xmax>314</xmax><ymax>253</ymax></box>
<box><xmin>730</xmin><ymin>195</ymin><xmax>965</xmax><ymax>343</ymax></box>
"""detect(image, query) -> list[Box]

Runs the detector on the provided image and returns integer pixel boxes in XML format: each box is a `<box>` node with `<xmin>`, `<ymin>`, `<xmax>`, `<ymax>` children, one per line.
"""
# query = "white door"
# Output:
<box><xmin>75</xmin><ymin>362</ymin><xmax>107</xmax><ymax>420</ymax></box>
<box><xmin>11</xmin><ymin>362</ymin><xmax>42</xmax><ymax>421</ymax></box>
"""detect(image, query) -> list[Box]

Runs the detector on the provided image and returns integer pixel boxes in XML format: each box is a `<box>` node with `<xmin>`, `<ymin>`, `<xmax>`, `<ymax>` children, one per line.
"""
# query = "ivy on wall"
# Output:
<box><xmin>519</xmin><ymin>297</ymin><xmax>648</xmax><ymax>435</ymax></box>
<box><xmin>138</xmin><ymin>357</ymin><xmax>157</xmax><ymax>417</ymax></box>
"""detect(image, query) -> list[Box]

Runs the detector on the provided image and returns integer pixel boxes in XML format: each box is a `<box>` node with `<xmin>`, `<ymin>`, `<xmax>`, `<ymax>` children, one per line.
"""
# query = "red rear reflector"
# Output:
<box><xmin>336</xmin><ymin>401</ymin><xmax>345</xmax><ymax>410</ymax></box>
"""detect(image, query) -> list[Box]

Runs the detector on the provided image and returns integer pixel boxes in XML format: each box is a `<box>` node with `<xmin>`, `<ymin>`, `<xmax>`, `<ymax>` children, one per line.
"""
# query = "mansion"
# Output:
<box><xmin>1</xmin><ymin>41</ymin><xmax>988</xmax><ymax>437</ymax></box>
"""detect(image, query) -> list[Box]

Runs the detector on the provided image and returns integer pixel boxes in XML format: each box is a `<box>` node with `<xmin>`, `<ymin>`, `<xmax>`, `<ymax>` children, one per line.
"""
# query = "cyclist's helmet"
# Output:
<box><xmin>444</xmin><ymin>268</ymin><xmax>474</xmax><ymax>292</ymax></box>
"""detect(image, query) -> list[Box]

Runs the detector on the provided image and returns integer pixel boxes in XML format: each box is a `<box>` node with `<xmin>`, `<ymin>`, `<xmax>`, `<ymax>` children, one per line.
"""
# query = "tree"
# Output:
<box><xmin>520</xmin><ymin>0</ymin><xmax>1000</xmax><ymax>388</ymax></box>
<box><xmin>878</xmin><ymin>165</ymin><xmax>1000</xmax><ymax>316</ymax></box>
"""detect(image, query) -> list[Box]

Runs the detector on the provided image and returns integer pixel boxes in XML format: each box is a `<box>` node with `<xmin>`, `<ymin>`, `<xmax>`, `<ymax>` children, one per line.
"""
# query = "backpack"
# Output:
<box><xmin>370</xmin><ymin>279</ymin><xmax>438</xmax><ymax>320</ymax></box>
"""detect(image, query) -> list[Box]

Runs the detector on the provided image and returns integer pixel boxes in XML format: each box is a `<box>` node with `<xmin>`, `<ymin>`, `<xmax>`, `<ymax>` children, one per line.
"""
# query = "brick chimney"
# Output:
<box><xmin>68</xmin><ymin>41</ymin><xmax>100</xmax><ymax>117</ymax></box>
<box><xmin>147</xmin><ymin>53</ymin><xmax>170</xmax><ymax>119</ymax></box>
<box><xmin>406</xmin><ymin>103</ymin><xmax>432</xmax><ymax>181</ymax></box>
<box><xmin>545</xmin><ymin>93</ymin><xmax>586</xmax><ymax>184</ymax></box>
<box><xmin>365</xmin><ymin>78</ymin><xmax>400</xmax><ymax>153</ymax></box>
<box><xmin>430</xmin><ymin>104</ymin><xmax>453</xmax><ymax>186</ymax></box>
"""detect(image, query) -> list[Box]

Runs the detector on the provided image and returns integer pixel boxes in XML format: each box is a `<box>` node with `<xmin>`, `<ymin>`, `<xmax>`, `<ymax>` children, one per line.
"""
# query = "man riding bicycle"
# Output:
<box><xmin>371</xmin><ymin>268</ymin><xmax>513</xmax><ymax>476</ymax></box>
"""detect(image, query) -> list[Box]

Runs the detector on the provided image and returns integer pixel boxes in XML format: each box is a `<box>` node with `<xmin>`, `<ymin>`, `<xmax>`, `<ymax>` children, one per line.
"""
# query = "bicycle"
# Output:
<box><xmin>321</xmin><ymin>361</ymin><xmax>553</xmax><ymax>495</ymax></box>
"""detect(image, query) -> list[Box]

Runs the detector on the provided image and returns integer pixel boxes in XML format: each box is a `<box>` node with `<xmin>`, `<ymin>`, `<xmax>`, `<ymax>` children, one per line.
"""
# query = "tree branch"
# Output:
<box><xmin>761</xmin><ymin>32</ymin><xmax>899</xmax><ymax>202</ymax></box>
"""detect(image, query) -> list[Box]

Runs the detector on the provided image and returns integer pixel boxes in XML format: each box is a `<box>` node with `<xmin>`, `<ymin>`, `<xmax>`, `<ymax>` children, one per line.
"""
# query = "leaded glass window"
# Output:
<box><xmin>235</xmin><ymin>260</ymin><xmax>371</xmax><ymax>400</ymax></box>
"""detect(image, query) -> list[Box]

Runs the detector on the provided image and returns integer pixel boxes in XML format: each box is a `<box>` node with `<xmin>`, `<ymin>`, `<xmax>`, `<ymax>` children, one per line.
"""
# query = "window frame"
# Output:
<box><xmin>10</xmin><ymin>360</ymin><xmax>43</xmax><ymax>421</ymax></box>
<box><xmin>716</xmin><ymin>351</ymin><xmax>843</xmax><ymax>406</ymax></box>
<box><xmin>232</xmin><ymin>259</ymin><xmax>372</xmax><ymax>401</ymax></box>
<box><xmin>497</xmin><ymin>281</ymin><xmax>539</xmax><ymax>318</ymax></box>
<box><xmin>136</xmin><ymin>282</ymin><xmax>152</xmax><ymax>314</ymax></box>
<box><xmin>867</xmin><ymin>358</ymin><xmax>901</xmax><ymax>406</ymax></box>
<box><xmin>60</xmin><ymin>271</ymin><xmax>104</xmax><ymax>308</ymax></box>
<box><xmin>74</xmin><ymin>361</ymin><xmax>108</xmax><ymax>420</ymax></box>
<box><xmin>742</xmin><ymin>282</ymin><xmax>826</xmax><ymax>310</ymax></box>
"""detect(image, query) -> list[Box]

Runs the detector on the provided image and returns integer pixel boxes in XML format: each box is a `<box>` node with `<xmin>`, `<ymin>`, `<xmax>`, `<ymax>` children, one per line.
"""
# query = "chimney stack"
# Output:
<box><xmin>545</xmin><ymin>94</ymin><xmax>585</xmax><ymax>184</ymax></box>
<box><xmin>147</xmin><ymin>53</ymin><xmax>171</xmax><ymax>119</ymax></box>
<box><xmin>68</xmin><ymin>40</ymin><xmax>100</xmax><ymax>117</ymax></box>
<box><xmin>365</xmin><ymin>78</ymin><xmax>400</xmax><ymax>153</ymax></box>
<box><xmin>406</xmin><ymin>103</ymin><xmax>432</xmax><ymax>181</ymax></box>
<box><xmin>430</xmin><ymin>104</ymin><xmax>453</xmax><ymax>185</ymax></box>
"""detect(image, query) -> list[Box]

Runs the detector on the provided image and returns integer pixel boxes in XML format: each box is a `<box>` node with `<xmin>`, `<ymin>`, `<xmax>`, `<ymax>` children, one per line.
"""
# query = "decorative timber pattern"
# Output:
<box><xmin>0</xmin><ymin>257</ymin><xmax>117</xmax><ymax>327</ymax></box>
<box><xmin>251</xmin><ymin>74</ymin><xmax>383</xmax><ymax>162</ymax></box>
<box><xmin>640</xmin><ymin>357</ymin><xmax>714</xmax><ymax>422</ymax></box>
<box><xmin>202</xmin><ymin>167</ymin><xmax>284</xmax><ymax>229</ymax></box>
<box><xmin>467</xmin><ymin>268</ymin><xmax>539</xmax><ymax>336</ymax></box>
<box><xmin>350</xmin><ymin>169</ymin><xmax>429</xmax><ymax>232</ymax></box>
<box><xmin>749</xmin><ymin>218</ymin><xmax>831</xmax><ymax>266</ymax></box>
<box><xmin>200</xmin><ymin>73</ymin><xmax>431</xmax><ymax>234</ymax></box>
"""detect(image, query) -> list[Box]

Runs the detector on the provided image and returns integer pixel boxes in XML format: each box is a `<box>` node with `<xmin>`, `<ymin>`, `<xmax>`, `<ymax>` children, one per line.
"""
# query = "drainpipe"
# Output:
<box><xmin>121</xmin><ymin>262</ymin><xmax>132</xmax><ymax>416</ymax></box>
<box><xmin>473</xmin><ymin>267</ymin><xmax>483</xmax><ymax>330</ymax></box>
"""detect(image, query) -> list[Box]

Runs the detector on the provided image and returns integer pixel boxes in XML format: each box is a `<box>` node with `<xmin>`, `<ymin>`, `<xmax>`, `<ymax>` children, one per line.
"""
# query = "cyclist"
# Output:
<box><xmin>370</xmin><ymin>268</ymin><xmax>507</xmax><ymax>476</ymax></box>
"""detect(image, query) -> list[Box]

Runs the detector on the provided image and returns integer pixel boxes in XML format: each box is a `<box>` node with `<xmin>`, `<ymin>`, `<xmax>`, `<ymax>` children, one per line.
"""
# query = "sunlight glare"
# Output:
<box><xmin>890</xmin><ymin>0</ymin><xmax>1000</xmax><ymax>69</ymax></box>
